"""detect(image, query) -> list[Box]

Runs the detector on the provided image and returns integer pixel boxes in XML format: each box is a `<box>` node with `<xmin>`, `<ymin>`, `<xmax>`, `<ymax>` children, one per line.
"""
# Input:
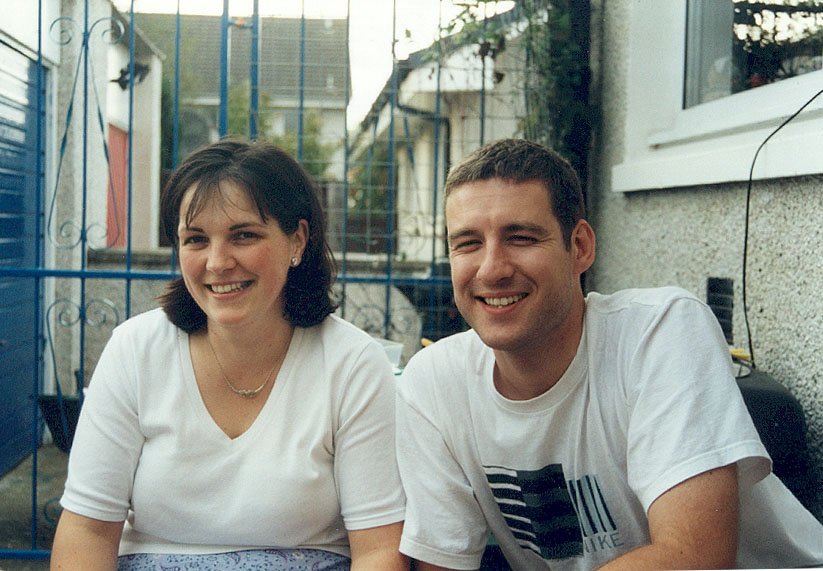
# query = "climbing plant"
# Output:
<box><xmin>446</xmin><ymin>0</ymin><xmax>593</xmax><ymax>184</ymax></box>
<box><xmin>522</xmin><ymin>0</ymin><xmax>592</xmax><ymax>182</ymax></box>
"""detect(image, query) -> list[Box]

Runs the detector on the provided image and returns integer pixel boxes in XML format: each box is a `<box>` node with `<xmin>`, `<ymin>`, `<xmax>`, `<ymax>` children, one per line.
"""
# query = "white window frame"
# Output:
<box><xmin>611</xmin><ymin>0</ymin><xmax>823</xmax><ymax>193</ymax></box>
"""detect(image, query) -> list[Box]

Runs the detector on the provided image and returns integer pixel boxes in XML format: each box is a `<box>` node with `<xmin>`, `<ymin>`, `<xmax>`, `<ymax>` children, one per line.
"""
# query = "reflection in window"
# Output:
<box><xmin>685</xmin><ymin>0</ymin><xmax>823</xmax><ymax>108</ymax></box>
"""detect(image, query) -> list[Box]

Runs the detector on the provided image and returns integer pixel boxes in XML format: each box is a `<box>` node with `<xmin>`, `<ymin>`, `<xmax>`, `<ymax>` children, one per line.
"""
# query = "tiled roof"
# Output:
<box><xmin>134</xmin><ymin>13</ymin><xmax>350</xmax><ymax>106</ymax></box>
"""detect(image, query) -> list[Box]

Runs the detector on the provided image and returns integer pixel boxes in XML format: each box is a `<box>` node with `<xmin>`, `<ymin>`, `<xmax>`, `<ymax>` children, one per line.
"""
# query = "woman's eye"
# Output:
<box><xmin>181</xmin><ymin>235</ymin><xmax>206</xmax><ymax>246</ymax></box>
<box><xmin>234</xmin><ymin>231</ymin><xmax>259</xmax><ymax>241</ymax></box>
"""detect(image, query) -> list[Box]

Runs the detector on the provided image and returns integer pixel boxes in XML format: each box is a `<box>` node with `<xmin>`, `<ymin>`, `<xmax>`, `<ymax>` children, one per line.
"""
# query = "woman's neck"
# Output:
<box><xmin>203</xmin><ymin>318</ymin><xmax>294</xmax><ymax>373</ymax></box>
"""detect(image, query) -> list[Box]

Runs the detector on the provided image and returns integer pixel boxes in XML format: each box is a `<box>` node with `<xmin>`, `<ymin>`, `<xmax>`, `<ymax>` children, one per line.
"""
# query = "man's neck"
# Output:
<box><xmin>492</xmin><ymin>311</ymin><xmax>585</xmax><ymax>401</ymax></box>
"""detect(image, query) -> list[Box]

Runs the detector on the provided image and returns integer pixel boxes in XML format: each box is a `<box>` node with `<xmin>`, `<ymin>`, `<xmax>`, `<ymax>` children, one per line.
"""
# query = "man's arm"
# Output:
<box><xmin>601</xmin><ymin>464</ymin><xmax>739</xmax><ymax>570</ymax></box>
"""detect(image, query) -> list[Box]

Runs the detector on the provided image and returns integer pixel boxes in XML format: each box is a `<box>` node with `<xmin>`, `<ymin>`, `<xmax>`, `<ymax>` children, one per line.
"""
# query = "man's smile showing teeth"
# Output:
<box><xmin>208</xmin><ymin>281</ymin><xmax>253</xmax><ymax>294</ymax></box>
<box><xmin>482</xmin><ymin>294</ymin><xmax>527</xmax><ymax>307</ymax></box>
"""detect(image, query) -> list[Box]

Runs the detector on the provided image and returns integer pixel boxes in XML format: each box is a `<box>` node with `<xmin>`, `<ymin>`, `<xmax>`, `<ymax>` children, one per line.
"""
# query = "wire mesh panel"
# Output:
<box><xmin>0</xmin><ymin>0</ymin><xmax>560</xmax><ymax>560</ymax></box>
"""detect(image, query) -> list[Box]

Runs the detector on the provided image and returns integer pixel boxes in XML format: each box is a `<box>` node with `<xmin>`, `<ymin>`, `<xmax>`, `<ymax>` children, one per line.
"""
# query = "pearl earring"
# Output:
<box><xmin>290</xmin><ymin>257</ymin><xmax>298</xmax><ymax>267</ymax></box>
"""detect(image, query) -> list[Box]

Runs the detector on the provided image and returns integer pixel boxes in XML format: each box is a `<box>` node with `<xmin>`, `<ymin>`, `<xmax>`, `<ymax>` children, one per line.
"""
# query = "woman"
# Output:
<box><xmin>51</xmin><ymin>139</ymin><xmax>407</xmax><ymax>570</ymax></box>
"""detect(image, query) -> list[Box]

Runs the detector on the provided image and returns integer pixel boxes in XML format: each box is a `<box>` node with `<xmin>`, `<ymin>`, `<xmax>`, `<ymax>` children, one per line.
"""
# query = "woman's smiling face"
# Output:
<box><xmin>177</xmin><ymin>181</ymin><xmax>307</xmax><ymax>332</ymax></box>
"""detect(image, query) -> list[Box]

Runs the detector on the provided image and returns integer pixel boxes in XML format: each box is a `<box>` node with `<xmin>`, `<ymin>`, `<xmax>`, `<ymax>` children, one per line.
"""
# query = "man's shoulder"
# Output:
<box><xmin>584</xmin><ymin>287</ymin><xmax>714</xmax><ymax>353</ymax></box>
<box><xmin>411</xmin><ymin>328</ymin><xmax>486</xmax><ymax>363</ymax></box>
<box><xmin>587</xmin><ymin>286</ymin><xmax>697</xmax><ymax>309</ymax></box>
<box><xmin>399</xmin><ymin>329</ymin><xmax>488</xmax><ymax>392</ymax></box>
<box><xmin>586</xmin><ymin>286</ymin><xmax>704</xmax><ymax>321</ymax></box>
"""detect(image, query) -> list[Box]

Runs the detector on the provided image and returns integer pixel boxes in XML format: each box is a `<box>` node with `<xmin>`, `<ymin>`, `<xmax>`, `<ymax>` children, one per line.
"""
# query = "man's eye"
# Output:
<box><xmin>510</xmin><ymin>235</ymin><xmax>537</xmax><ymax>244</ymax></box>
<box><xmin>451</xmin><ymin>240</ymin><xmax>480</xmax><ymax>251</ymax></box>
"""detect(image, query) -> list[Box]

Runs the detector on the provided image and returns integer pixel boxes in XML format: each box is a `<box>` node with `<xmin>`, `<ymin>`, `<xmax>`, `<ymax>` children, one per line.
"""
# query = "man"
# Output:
<box><xmin>395</xmin><ymin>139</ymin><xmax>822</xmax><ymax>570</ymax></box>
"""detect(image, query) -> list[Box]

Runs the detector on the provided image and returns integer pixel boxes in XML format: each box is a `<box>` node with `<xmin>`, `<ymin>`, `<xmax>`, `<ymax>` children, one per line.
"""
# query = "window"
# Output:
<box><xmin>610</xmin><ymin>1</ymin><xmax>823</xmax><ymax>192</ymax></box>
<box><xmin>685</xmin><ymin>1</ymin><xmax>823</xmax><ymax>108</ymax></box>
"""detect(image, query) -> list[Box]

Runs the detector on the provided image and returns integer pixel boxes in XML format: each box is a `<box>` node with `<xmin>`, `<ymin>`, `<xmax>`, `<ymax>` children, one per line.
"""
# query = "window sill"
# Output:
<box><xmin>613</xmin><ymin>70</ymin><xmax>823</xmax><ymax>192</ymax></box>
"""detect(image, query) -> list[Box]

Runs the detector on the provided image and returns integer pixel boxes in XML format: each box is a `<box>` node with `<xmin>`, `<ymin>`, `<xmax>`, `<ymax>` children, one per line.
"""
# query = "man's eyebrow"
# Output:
<box><xmin>503</xmin><ymin>222</ymin><xmax>549</xmax><ymax>236</ymax></box>
<box><xmin>446</xmin><ymin>228</ymin><xmax>479</xmax><ymax>246</ymax></box>
<box><xmin>447</xmin><ymin>223</ymin><xmax>550</xmax><ymax>244</ymax></box>
<box><xmin>446</xmin><ymin>228</ymin><xmax>478</xmax><ymax>244</ymax></box>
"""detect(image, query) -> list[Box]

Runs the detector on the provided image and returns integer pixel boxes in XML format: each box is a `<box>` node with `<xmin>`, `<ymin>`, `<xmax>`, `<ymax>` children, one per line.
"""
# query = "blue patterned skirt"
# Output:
<box><xmin>117</xmin><ymin>548</ymin><xmax>350</xmax><ymax>570</ymax></box>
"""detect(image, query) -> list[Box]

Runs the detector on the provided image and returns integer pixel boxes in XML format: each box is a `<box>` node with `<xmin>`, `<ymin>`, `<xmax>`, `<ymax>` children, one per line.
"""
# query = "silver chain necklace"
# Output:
<box><xmin>206</xmin><ymin>334</ymin><xmax>280</xmax><ymax>398</ymax></box>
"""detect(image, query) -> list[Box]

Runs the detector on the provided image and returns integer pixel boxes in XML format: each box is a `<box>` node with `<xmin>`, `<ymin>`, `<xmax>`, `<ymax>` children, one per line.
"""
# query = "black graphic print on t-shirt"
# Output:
<box><xmin>484</xmin><ymin>464</ymin><xmax>623</xmax><ymax>562</ymax></box>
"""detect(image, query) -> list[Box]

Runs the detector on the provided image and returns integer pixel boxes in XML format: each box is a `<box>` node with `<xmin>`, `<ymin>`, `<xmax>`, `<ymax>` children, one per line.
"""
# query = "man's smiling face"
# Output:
<box><xmin>446</xmin><ymin>177</ymin><xmax>593</xmax><ymax>358</ymax></box>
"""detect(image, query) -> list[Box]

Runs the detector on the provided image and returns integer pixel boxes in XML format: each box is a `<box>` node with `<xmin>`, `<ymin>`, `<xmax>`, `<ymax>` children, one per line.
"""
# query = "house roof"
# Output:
<box><xmin>111</xmin><ymin>6</ymin><xmax>166</xmax><ymax>61</ymax></box>
<box><xmin>354</xmin><ymin>4</ymin><xmax>523</xmax><ymax>137</ymax></box>
<box><xmin>133</xmin><ymin>13</ymin><xmax>350</xmax><ymax>107</ymax></box>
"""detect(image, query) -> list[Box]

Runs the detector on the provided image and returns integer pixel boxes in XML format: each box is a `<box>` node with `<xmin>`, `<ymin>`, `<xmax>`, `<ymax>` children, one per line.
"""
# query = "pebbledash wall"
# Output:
<box><xmin>587</xmin><ymin>0</ymin><xmax>822</xmax><ymax>520</ymax></box>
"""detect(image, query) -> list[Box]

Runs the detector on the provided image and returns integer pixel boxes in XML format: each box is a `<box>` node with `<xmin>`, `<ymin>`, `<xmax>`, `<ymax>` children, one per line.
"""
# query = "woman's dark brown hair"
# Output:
<box><xmin>159</xmin><ymin>138</ymin><xmax>337</xmax><ymax>332</ymax></box>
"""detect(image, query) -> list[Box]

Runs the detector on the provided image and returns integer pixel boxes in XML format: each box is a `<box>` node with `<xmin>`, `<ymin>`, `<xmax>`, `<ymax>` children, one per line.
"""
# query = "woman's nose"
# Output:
<box><xmin>206</xmin><ymin>242</ymin><xmax>236</xmax><ymax>273</ymax></box>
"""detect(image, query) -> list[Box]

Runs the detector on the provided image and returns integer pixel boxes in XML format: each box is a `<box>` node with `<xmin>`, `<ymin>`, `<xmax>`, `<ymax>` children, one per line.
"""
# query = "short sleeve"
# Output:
<box><xmin>334</xmin><ymin>340</ymin><xmax>406</xmax><ymax>530</ymax></box>
<box><xmin>395</xmin><ymin>351</ymin><xmax>490</xmax><ymax>570</ymax></box>
<box><xmin>624</xmin><ymin>295</ymin><xmax>770</xmax><ymax>510</ymax></box>
<box><xmin>60</xmin><ymin>325</ymin><xmax>146</xmax><ymax>522</ymax></box>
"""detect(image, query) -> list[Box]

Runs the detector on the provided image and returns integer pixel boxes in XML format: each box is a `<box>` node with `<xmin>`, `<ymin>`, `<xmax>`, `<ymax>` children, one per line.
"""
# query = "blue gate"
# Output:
<box><xmin>0</xmin><ymin>0</ymin><xmax>544</xmax><ymax>561</ymax></box>
<box><xmin>0</xmin><ymin>40</ymin><xmax>45</xmax><ymax>478</ymax></box>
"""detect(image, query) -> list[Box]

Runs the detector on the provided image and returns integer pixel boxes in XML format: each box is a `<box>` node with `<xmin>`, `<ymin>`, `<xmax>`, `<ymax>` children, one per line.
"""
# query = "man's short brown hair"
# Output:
<box><xmin>445</xmin><ymin>138</ymin><xmax>586</xmax><ymax>247</ymax></box>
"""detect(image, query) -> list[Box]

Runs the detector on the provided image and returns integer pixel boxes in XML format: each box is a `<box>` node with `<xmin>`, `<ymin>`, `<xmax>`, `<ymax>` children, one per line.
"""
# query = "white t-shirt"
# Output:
<box><xmin>396</xmin><ymin>287</ymin><xmax>823</xmax><ymax>570</ymax></box>
<box><xmin>61</xmin><ymin>309</ymin><xmax>405</xmax><ymax>556</ymax></box>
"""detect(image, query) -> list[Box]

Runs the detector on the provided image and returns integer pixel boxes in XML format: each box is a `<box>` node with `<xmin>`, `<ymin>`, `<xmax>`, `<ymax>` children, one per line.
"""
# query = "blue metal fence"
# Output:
<box><xmin>0</xmin><ymin>0</ymin><xmax>468</xmax><ymax>560</ymax></box>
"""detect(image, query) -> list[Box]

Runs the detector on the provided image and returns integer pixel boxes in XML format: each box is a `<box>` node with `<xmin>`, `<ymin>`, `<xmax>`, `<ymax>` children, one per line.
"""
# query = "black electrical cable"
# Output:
<box><xmin>741</xmin><ymin>87</ymin><xmax>823</xmax><ymax>369</ymax></box>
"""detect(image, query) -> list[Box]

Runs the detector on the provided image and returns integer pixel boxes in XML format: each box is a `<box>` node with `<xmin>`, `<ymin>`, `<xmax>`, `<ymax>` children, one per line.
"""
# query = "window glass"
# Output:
<box><xmin>685</xmin><ymin>0</ymin><xmax>823</xmax><ymax>108</ymax></box>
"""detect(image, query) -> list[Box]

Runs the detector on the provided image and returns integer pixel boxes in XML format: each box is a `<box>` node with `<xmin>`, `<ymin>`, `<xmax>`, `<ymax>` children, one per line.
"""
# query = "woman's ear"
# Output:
<box><xmin>571</xmin><ymin>219</ymin><xmax>596</xmax><ymax>275</ymax></box>
<box><xmin>291</xmin><ymin>219</ymin><xmax>310</xmax><ymax>262</ymax></box>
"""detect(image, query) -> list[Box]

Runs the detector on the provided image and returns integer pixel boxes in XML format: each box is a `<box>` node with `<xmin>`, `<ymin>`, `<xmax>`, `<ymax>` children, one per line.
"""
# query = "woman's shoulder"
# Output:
<box><xmin>109</xmin><ymin>307</ymin><xmax>180</xmax><ymax>345</ymax></box>
<box><xmin>297</xmin><ymin>315</ymin><xmax>395</xmax><ymax>375</ymax></box>
<box><xmin>310</xmin><ymin>314</ymin><xmax>380</xmax><ymax>348</ymax></box>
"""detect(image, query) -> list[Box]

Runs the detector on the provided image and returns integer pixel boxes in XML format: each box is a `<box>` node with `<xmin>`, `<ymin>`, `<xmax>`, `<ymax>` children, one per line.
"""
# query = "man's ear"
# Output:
<box><xmin>571</xmin><ymin>219</ymin><xmax>596</xmax><ymax>275</ymax></box>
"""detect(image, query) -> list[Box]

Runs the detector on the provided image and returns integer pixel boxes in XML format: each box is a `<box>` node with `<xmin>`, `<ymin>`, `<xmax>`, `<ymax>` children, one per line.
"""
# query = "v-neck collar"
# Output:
<box><xmin>178</xmin><ymin>327</ymin><xmax>304</xmax><ymax>443</ymax></box>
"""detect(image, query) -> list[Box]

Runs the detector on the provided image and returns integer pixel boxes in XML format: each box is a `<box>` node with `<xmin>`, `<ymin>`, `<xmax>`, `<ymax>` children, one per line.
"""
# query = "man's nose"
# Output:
<box><xmin>206</xmin><ymin>242</ymin><xmax>236</xmax><ymax>273</ymax></box>
<box><xmin>476</xmin><ymin>243</ymin><xmax>514</xmax><ymax>283</ymax></box>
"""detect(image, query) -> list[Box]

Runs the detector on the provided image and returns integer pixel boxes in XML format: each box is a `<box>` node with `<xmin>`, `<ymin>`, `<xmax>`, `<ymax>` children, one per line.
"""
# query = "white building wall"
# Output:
<box><xmin>319</xmin><ymin>107</ymin><xmax>346</xmax><ymax>180</ymax></box>
<box><xmin>0</xmin><ymin>0</ymin><xmax>61</xmax><ymax>64</ymax></box>
<box><xmin>589</xmin><ymin>0</ymin><xmax>823</xmax><ymax>520</ymax></box>
<box><xmin>106</xmin><ymin>45</ymin><xmax>163</xmax><ymax>249</ymax></box>
<box><xmin>395</xmin><ymin>124</ymin><xmax>447</xmax><ymax>264</ymax></box>
<box><xmin>391</xmin><ymin>37</ymin><xmax>526</xmax><ymax>265</ymax></box>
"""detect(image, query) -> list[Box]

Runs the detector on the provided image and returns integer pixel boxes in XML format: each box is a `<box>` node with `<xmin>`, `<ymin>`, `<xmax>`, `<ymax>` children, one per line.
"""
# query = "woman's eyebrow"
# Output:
<box><xmin>228</xmin><ymin>221</ymin><xmax>265</xmax><ymax>231</ymax></box>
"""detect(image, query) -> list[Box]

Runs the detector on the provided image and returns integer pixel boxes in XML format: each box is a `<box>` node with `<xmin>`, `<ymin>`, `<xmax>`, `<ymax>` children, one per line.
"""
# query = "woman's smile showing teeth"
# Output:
<box><xmin>208</xmin><ymin>281</ymin><xmax>253</xmax><ymax>294</ymax></box>
<box><xmin>482</xmin><ymin>294</ymin><xmax>527</xmax><ymax>307</ymax></box>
